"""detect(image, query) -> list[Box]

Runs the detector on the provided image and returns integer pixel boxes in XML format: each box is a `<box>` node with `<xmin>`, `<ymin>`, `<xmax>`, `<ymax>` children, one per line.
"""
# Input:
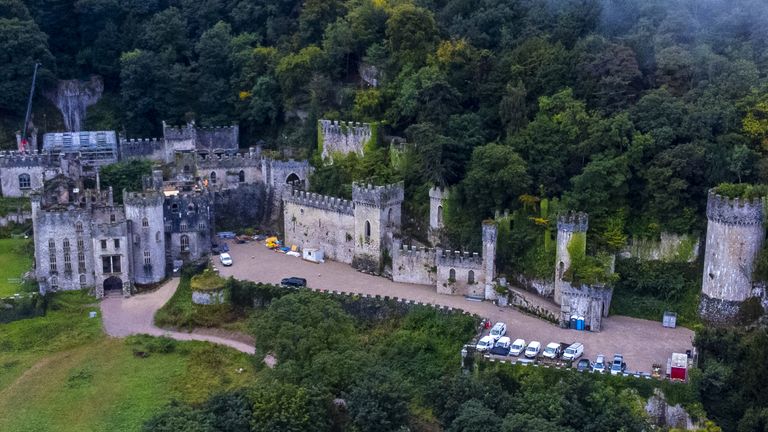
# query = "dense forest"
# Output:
<box><xmin>3</xmin><ymin>0</ymin><xmax>768</xmax><ymax>271</ymax></box>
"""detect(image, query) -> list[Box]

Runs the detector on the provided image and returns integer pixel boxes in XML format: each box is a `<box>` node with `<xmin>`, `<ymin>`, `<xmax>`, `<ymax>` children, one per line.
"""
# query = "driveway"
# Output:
<box><xmin>219</xmin><ymin>241</ymin><xmax>695</xmax><ymax>372</ymax></box>
<box><xmin>100</xmin><ymin>277</ymin><xmax>254</xmax><ymax>354</ymax></box>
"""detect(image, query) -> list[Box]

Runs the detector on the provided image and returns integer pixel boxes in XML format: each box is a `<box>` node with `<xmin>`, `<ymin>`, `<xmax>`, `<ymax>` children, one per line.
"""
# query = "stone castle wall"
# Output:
<box><xmin>119</xmin><ymin>138</ymin><xmax>168</xmax><ymax>163</ymax></box>
<box><xmin>283</xmin><ymin>190</ymin><xmax>355</xmax><ymax>264</ymax></box>
<box><xmin>124</xmin><ymin>191</ymin><xmax>166</xmax><ymax>284</ymax></box>
<box><xmin>554</xmin><ymin>212</ymin><xmax>588</xmax><ymax>305</ymax></box>
<box><xmin>700</xmin><ymin>191</ymin><xmax>765</xmax><ymax>322</ymax></box>
<box><xmin>622</xmin><ymin>232</ymin><xmax>700</xmax><ymax>263</ymax></box>
<box><xmin>392</xmin><ymin>243</ymin><xmax>437</xmax><ymax>286</ymax></box>
<box><xmin>559</xmin><ymin>283</ymin><xmax>612</xmax><ymax>332</ymax></box>
<box><xmin>436</xmin><ymin>250</ymin><xmax>485</xmax><ymax>297</ymax></box>
<box><xmin>318</xmin><ymin>120</ymin><xmax>373</xmax><ymax>161</ymax></box>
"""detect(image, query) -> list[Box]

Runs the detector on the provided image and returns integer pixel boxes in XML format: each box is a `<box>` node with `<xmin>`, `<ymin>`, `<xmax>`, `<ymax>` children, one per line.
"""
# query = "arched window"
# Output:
<box><xmin>50</xmin><ymin>276</ymin><xmax>58</xmax><ymax>289</ymax></box>
<box><xmin>437</xmin><ymin>205</ymin><xmax>443</xmax><ymax>226</ymax></box>
<box><xmin>79</xmin><ymin>274</ymin><xmax>86</xmax><ymax>287</ymax></box>
<box><xmin>180</xmin><ymin>234</ymin><xmax>189</xmax><ymax>251</ymax></box>
<box><xmin>183</xmin><ymin>165</ymin><xmax>191</xmax><ymax>174</ymax></box>
<box><xmin>449</xmin><ymin>268</ymin><xmax>456</xmax><ymax>281</ymax></box>
<box><xmin>144</xmin><ymin>250</ymin><xmax>151</xmax><ymax>265</ymax></box>
<box><xmin>76</xmin><ymin>221</ymin><xmax>83</xmax><ymax>233</ymax></box>
<box><xmin>142</xmin><ymin>217</ymin><xmax>149</xmax><ymax>227</ymax></box>
<box><xmin>365</xmin><ymin>220</ymin><xmax>371</xmax><ymax>240</ymax></box>
<box><xmin>110</xmin><ymin>214</ymin><xmax>116</xmax><ymax>223</ymax></box>
<box><xmin>238</xmin><ymin>170</ymin><xmax>245</xmax><ymax>183</ymax></box>
<box><xmin>210</xmin><ymin>171</ymin><xmax>217</xmax><ymax>184</ymax></box>
<box><xmin>48</xmin><ymin>238</ymin><xmax>55</xmax><ymax>249</ymax></box>
<box><xmin>558</xmin><ymin>261</ymin><xmax>565</xmax><ymax>279</ymax></box>
<box><xmin>468</xmin><ymin>270</ymin><xmax>475</xmax><ymax>284</ymax></box>
<box><xmin>156</xmin><ymin>231</ymin><xmax>161</xmax><ymax>243</ymax></box>
<box><xmin>171</xmin><ymin>203</ymin><xmax>179</xmax><ymax>213</ymax></box>
<box><xmin>187</xmin><ymin>203</ymin><xmax>195</xmax><ymax>212</ymax></box>
<box><xmin>18</xmin><ymin>173</ymin><xmax>31</xmax><ymax>189</ymax></box>
<box><xmin>387</xmin><ymin>208</ymin><xmax>392</xmax><ymax>227</ymax></box>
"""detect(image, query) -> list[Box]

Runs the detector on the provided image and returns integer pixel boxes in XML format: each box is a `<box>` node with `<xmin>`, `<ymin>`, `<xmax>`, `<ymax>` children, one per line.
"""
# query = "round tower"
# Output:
<box><xmin>429</xmin><ymin>186</ymin><xmax>449</xmax><ymax>245</ymax></box>
<box><xmin>124</xmin><ymin>190</ymin><xmax>166</xmax><ymax>285</ymax></box>
<box><xmin>554</xmin><ymin>212</ymin><xmax>589</xmax><ymax>305</ymax></box>
<box><xmin>482</xmin><ymin>221</ymin><xmax>498</xmax><ymax>300</ymax></box>
<box><xmin>700</xmin><ymin>190</ymin><xmax>765</xmax><ymax>323</ymax></box>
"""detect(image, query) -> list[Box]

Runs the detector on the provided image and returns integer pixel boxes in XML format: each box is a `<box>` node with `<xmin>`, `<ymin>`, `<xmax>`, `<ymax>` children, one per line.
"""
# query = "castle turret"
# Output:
<box><xmin>318</xmin><ymin>120</ymin><xmax>376</xmax><ymax>162</ymax></box>
<box><xmin>124</xmin><ymin>190</ymin><xmax>166</xmax><ymax>285</ymax></box>
<box><xmin>700</xmin><ymin>190</ymin><xmax>766</xmax><ymax>323</ymax></box>
<box><xmin>482</xmin><ymin>221</ymin><xmax>498</xmax><ymax>300</ymax></box>
<box><xmin>429</xmin><ymin>186</ymin><xmax>449</xmax><ymax>245</ymax></box>
<box><xmin>351</xmin><ymin>182</ymin><xmax>404</xmax><ymax>273</ymax></box>
<box><xmin>555</xmin><ymin>212</ymin><xmax>589</xmax><ymax>305</ymax></box>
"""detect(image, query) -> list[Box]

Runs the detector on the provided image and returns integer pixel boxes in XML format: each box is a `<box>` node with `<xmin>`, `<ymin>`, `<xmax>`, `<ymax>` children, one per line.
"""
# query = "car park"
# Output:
<box><xmin>489</xmin><ymin>322</ymin><xmax>507</xmax><ymax>340</ymax></box>
<box><xmin>525</xmin><ymin>341</ymin><xmax>541</xmax><ymax>358</ymax></box>
<box><xmin>489</xmin><ymin>336</ymin><xmax>511</xmax><ymax>356</ymax></box>
<box><xmin>476</xmin><ymin>335</ymin><xmax>495</xmax><ymax>352</ymax></box>
<box><xmin>281</xmin><ymin>277</ymin><xmax>307</xmax><ymax>287</ymax></box>
<box><xmin>562</xmin><ymin>342</ymin><xmax>584</xmax><ymax>361</ymax></box>
<box><xmin>509</xmin><ymin>339</ymin><xmax>526</xmax><ymax>356</ymax></box>
<box><xmin>593</xmin><ymin>355</ymin><xmax>606</xmax><ymax>373</ymax></box>
<box><xmin>576</xmin><ymin>358</ymin><xmax>592</xmax><ymax>372</ymax></box>
<box><xmin>219</xmin><ymin>253</ymin><xmax>233</xmax><ymax>266</ymax></box>
<box><xmin>610</xmin><ymin>354</ymin><xmax>626</xmax><ymax>375</ymax></box>
<box><xmin>542</xmin><ymin>342</ymin><xmax>563</xmax><ymax>359</ymax></box>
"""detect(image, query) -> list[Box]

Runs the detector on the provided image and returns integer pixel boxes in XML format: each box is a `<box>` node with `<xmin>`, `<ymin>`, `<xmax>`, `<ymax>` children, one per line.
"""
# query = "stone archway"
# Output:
<box><xmin>104</xmin><ymin>276</ymin><xmax>122</xmax><ymax>294</ymax></box>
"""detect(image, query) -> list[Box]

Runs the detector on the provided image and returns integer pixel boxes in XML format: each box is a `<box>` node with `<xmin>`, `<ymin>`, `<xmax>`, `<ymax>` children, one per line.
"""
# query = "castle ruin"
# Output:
<box><xmin>318</xmin><ymin>120</ymin><xmax>376</xmax><ymax>161</ymax></box>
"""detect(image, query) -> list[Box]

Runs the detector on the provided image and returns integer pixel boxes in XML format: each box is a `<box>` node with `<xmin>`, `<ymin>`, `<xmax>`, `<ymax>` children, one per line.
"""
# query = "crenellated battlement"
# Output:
<box><xmin>436</xmin><ymin>249</ymin><xmax>483</xmax><ymax>269</ymax></box>
<box><xmin>283</xmin><ymin>188</ymin><xmax>354</xmax><ymax>215</ymax></box>
<box><xmin>352</xmin><ymin>182</ymin><xmax>404</xmax><ymax>207</ymax></box>
<box><xmin>318</xmin><ymin>119</ymin><xmax>372</xmax><ymax>138</ymax></box>
<box><xmin>706</xmin><ymin>190</ymin><xmax>765</xmax><ymax>226</ymax></box>
<box><xmin>0</xmin><ymin>150</ymin><xmax>56</xmax><ymax>168</ymax></box>
<box><xmin>396</xmin><ymin>243</ymin><xmax>438</xmax><ymax>260</ymax></box>
<box><xmin>197</xmin><ymin>152</ymin><xmax>262</xmax><ymax>168</ymax></box>
<box><xmin>429</xmin><ymin>186</ymin><xmax>449</xmax><ymax>200</ymax></box>
<box><xmin>124</xmin><ymin>190</ymin><xmax>164</xmax><ymax>207</ymax></box>
<box><xmin>557</xmin><ymin>211</ymin><xmax>589</xmax><ymax>232</ymax></box>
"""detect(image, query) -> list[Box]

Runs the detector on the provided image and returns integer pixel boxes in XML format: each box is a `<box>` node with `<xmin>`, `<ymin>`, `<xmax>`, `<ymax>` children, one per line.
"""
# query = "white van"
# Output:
<box><xmin>476</xmin><ymin>336</ymin><xmax>495</xmax><ymax>352</ymax></box>
<box><xmin>509</xmin><ymin>338</ymin><xmax>526</xmax><ymax>356</ymax></box>
<box><xmin>525</xmin><ymin>341</ymin><xmax>541</xmax><ymax>358</ymax></box>
<box><xmin>489</xmin><ymin>322</ymin><xmax>507</xmax><ymax>340</ymax></box>
<box><xmin>562</xmin><ymin>343</ymin><xmax>584</xmax><ymax>361</ymax></box>
<box><xmin>542</xmin><ymin>342</ymin><xmax>562</xmax><ymax>359</ymax></box>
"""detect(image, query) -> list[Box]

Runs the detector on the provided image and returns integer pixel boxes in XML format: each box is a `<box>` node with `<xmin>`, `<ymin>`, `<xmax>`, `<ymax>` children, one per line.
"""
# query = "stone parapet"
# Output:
<box><xmin>557</xmin><ymin>211</ymin><xmax>589</xmax><ymax>232</ymax></box>
<box><xmin>436</xmin><ymin>249</ymin><xmax>483</xmax><ymax>269</ymax></box>
<box><xmin>283</xmin><ymin>189</ymin><xmax>353</xmax><ymax>215</ymax></box>
<box><xmin>706</xmin><ymin>190</ymin><xmax>764</xmax><ymax>226</ymax></box>
<box><xmin>352</xmin><ymin>182</ymin><xmax>404</xmax><ymax>207</ymax></box>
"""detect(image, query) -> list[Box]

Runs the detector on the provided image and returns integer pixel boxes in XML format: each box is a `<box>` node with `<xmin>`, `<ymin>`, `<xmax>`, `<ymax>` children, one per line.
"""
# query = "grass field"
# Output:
<box><xmin>0</xmin><ymin>291</ymin><xmax>257</xmax><ymax>432</ymax></box>
<box><xmin>0</xmin><ymin>238</ymin><xmax>33</xmax><ymax>297</ymax></box>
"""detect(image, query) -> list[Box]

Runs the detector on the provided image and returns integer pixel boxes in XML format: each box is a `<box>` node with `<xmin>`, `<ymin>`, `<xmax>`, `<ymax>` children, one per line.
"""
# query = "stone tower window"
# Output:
<box><xmin>110</xmin><ymin>214</ymin><xmax>116</xmax><ymax>223</ymax></box>
<box><xmin>144</xmin><ymin>250</ymin><xmax>151</xmax><ymax>265</ymax></box>
<box><xmin>449</xmin><ymin>268</ymin><xmax>456</xmax><ymax>281</ymax></box>
<box><xmin>76</xmin><ymin>221</ymin><xmax>83</xmax><ymax>233</ymax></box>
<box><xmin>365</xmin><ymin>220</ymin><xmax>371</xmax><ymax>240</ymax></box>
<box><xmin>142</xmin><ymin>217</ymin><xmax>149</xmax><ymax>227</ymax></box>
<box><xmin>180</xmin><ymin>222</ymin><xmax>187</xmax><ymax>232</ymax></box>
<box><xmin>558</xmin><ymin>261</ymin><xmax>565</xmax><ymax>279</ymax></box>
<box><xmin>156</xmin><ymin>231</ymin><xmax>162</xmax><ymax>242</ymax></box>
<box><xmin>210</xmin><ymin>172</ymin><xmax>217</xmax><ymax>184</ymax></box>
<box><xmin>238</xmin><ymin>170</ymin><xmax>245</xmax><ymax>183</ymax></box>
<box><xmin>171</xmin><ymin>203</ymin><xmax>179</xmax><ymax>213</ymax></box>
<box><xmin>180</xmin><ymin>235</ymin><xmax>190</xmax><ymax>251</ymax></box>
<box><xmin>437</xmin><ymin>205</ymin><xmax>443</xmax><ymax>226</ymax></box>
<box><xmin>18</xmin><ymin>173</ymin><xmax>31</xmax><ymax>189</ymax></box>
<box><xmin>468</xmin><ymin>270</ymin><xmax>475</xmax><ymax>284</ymax></box>
<box><xmin>184</xmin><ymin>165</ymin><xmax>191</xmax><ymax>174</ymax></box>
<box><xmin>49</xmin><ymin>239</ymin><xmax>57</xmax><ymax>273</ymax></box>
<box><xmin>63</xmin><ymin>239</ymin><xmax>71</xmax><ymax>273</ymax></box>
<box><xmin>387</xmin><ymin>208</ymin><xmax>393</xmax><ymax>227</ymax></box>
<box><xmin>79</xmin><ymin>274</ymin><xmax>86</xmax><ymax>287</ymax></box>
<box><xmin>50</xmin><ymin>276</ymin><xmax>58</xmax><ymax>289</ymax></box>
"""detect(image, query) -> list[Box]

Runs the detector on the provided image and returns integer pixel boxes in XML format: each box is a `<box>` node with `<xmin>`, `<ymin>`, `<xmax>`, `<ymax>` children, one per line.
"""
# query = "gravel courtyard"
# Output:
<box><xmin>219</xmin><ymin>241</ymin><xmax>695</xmax><ymax>373</ymax></box>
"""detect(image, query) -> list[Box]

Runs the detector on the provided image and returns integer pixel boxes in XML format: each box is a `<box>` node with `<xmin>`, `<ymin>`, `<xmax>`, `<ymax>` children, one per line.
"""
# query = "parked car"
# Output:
<box><xmin>489</xmin><ymin>336</ymin><xmax>512</xmax><ymax>356</ymax></box>
<box><xmin>476</xmin><ymin>335</ymin><xmax>495</xmax><ymax>352</ymax></box>
<box><xmin>220</xmin><ymin>243</ymin><xmax>230</xmax><ymax>253</ymax></box>
<box><xmin>525</xmin><ymin>341</ymin><xmax>541</xmax><ymax>358</ymax></box>
<box><xmin>610</xmin><ymin>354</ymin><xmax>626</xmax><ymax>375</ymax></box>
<box><xmin>562</xmin><ymin>342</ymin><xmax>584</xmax><ymax>361</ymax></box>
<box><xmin>576</xmin><ymin>358</ymin><xmax>592</xmax><ymax>372</ymax></box>
<box><xmin>211</xmin><ymin>243</ymin><xmax>220</xmax><ymax>255</ymax></box>
<box><xmin>489</xmin><ymin>322</ymin><xmax>507</xmax><ymax>340</ymax></box>
<box><xmin>592</xmin><ymin>354</ymin><xmax>606</xmax><ymax>373</ymax></box>
<box><xmin>218</xmin><ymin>231</ymin><xmax>236</xmax><ymax>239</ymax></box>
<box><xmin>281</xmin><ymin>277</ymin><xmax>307</xmax><ymax>287</ymax></box>
<box><xmin>219</xmin><ymin>253</ymin><xmax>233</xmax><ymax>266</ymax></box>
<box><xmin>509</xmin><ymin>338</ymin><xmax>526</xmax><ymax>356</ymax></box>
<box><xmin>542</xmin><ymin>342</ymin><xmax>563</xmax><ymax>359</ymax></box>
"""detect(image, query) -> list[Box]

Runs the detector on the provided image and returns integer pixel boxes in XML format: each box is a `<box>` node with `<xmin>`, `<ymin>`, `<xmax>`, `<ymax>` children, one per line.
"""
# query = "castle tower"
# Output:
<box><xmin>554</xmin><ymin>212</ymin><xmax>589</xmax><ymax>305</ymax></box>
<box><xmin>700</xmin><ymin>190</ymin><xmax>766</xmax><ymax>323</ymax></box>
<box><xmin>318</xmin><ymin>120</ymin><xmax>376</xmax><ymax>162</ymax></box>
<box><xmin>482</xmin><ymin>221</ymin><xmax>498</xmax><ymax>300</ymax></box>
<box><xmin>124</xmin><ymin>190</ymin><xmax>166</xmax><ymax>285</ymax></box>
<box><xmin>429</xmin><ymin>186</ymin><xmax>449</xmax><ymax>245</ymax></box>
<box><xmin>351</xmin><ymin>182</ymin><xmax>404</xmax><ymax>273</ymax></box>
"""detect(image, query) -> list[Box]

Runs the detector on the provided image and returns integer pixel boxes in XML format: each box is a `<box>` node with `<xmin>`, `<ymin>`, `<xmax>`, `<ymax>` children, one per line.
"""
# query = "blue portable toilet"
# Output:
<box><xmin>570</xmin><ymin>315</ymin><xmax>578</xmax><ymax>329</ymax></box>
<box><xmin>577</xmin><ymin>316</ymin><xmax>585</xmax><ymax>331</ymax></box>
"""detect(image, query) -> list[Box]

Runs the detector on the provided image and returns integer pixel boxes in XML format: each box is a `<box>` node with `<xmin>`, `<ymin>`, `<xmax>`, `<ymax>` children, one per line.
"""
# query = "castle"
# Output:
<box><xmin>317</xmin><ymin>119</ymin><xmax>377</xmax><ymax>162</ymax></box>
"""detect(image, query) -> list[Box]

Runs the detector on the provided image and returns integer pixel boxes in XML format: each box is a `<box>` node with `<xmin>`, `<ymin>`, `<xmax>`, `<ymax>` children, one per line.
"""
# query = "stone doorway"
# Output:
<box><xmin>103</xmin><ymin>276</ymin><xmax>123</xmax><ymax>296</ymax></box>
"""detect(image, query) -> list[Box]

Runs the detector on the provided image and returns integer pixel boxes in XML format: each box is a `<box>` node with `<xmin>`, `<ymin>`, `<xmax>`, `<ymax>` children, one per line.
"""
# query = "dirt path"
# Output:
<box><xmin>220</xmin><ymin>241</ymin><xmax>695</xmax><ymax>373</ymax></box>
<box><xmin>100</xmin><ymin>278</ymin><xmax>255</xmax><ymax>354</ymax></box>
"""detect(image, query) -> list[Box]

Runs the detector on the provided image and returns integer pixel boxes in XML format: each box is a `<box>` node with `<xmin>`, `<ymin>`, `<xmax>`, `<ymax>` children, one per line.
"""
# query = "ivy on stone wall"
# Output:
<box><xmin>563</xmin><ymin>233</ymin><xmax>617</xmax><ymax>286</ymax></box>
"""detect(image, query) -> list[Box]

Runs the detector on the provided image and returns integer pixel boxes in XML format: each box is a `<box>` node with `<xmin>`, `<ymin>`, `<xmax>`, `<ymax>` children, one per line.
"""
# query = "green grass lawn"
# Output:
<box><xmin>0</xmin><ymin>291</ymin><xmax>258</xmax><ymax>432</ymax></box>
<box><xmin>0</xmin><ymin>238</ymin><xmax>33</xmax><ymax>297</ymax></box>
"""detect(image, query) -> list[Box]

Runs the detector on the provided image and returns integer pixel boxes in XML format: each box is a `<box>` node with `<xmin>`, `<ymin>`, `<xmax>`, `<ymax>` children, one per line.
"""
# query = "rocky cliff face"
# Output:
<box><xmin>645</xmin><ymin>388</ymin><xmax>696</xmax><ymax>430</ymax></box>
<box><xmin>44</xmin><ymin>76</ymin><xmax>103</xmax><ymax>132</ymax></box>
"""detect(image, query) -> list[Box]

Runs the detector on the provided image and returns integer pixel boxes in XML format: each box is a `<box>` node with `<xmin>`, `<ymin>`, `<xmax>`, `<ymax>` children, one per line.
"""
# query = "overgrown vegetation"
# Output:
<box><xmin>0</xmin><ymin>238</ymin><xmax>34</xmax><ymax>297</ymax></box>
<box><xmin>98</xmin><ymin>160</ymin><xmax>154</xmax><ymax>203</ymax></box>
<box><xmin>712</xmin><ymin>183</ymin><xmax>768</xmax><ymax>200</ymax></box>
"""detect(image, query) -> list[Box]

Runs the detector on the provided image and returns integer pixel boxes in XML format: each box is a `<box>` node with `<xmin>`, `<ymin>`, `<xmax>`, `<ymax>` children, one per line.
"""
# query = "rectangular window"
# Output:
<box><xmin>64</xmin><ymin>253</ymin><xmax>72</xmax><ymax>272</ymax></box>
<box><xmin>49</xmin><ymin>261</ymin><xmax>57</xmax><ymax>273</ymax></box>
<box><xmin>112</xmin><ymin>256</ymin><xmax>121</xmax><ymax>273</ymax></box>
<box><xmin>78</xmin><ymin>252</ymin><xmax>86</xmax><ymax>273</ymax></box>
<box><xmin>102</xmin><ymin>256</ymin><xmax>111</xmax><ymax>274</ymax></box>
<box><xmin>114</xmin><ymin>239</ymin><xmax>120</xmax><ymax>249</ymax></box>
<box><xmin>77</xmin><ymin>238</ymin><xmax>84</xmax><ymax>250</ymax></box>
<box><xmin>144</xmin><ymin>251</ymin><xmax>151</xmax><ymax>265</ymax></box>
<box><xmin>100</xmin><ymin>239</ymin><xmax>107</xmax><ymax>250</ymax></box>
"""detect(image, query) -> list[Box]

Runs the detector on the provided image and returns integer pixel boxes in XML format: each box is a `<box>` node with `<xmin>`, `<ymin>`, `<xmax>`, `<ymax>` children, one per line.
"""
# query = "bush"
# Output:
<box><xmin>0</xmin><ymin>293</ymin><xmax>47</xmax><ymax>324</ymax></box>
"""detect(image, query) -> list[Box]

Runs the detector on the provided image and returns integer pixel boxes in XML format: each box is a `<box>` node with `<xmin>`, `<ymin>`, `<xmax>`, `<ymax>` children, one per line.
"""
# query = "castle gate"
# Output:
<box><xmin>103</xmin><ymin>276</ymin><xmax>123</xmax><ymax>295</ymax></box>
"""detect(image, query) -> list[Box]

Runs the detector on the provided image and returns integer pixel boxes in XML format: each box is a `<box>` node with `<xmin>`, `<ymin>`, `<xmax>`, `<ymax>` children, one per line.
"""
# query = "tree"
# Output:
<box><xmin>447</xmin><ymin>399</ymin><xmax>502</xmax><ymax>432</ymax></box>
<box><xmin>386</xmin><ymin>4</ymin><xmax>438</xmax><ymax>67</ymax></box>
<box><xmin>0</xmin><ymin>17</ymin><xmax>54</xmax><ymax>116</ymax></box>
<box><xmin>346</xmin><ymin>367</ymin><xmax>410</xmax><ymax>432</ymax></box>
<box><xmin>195</xmin><ymin>21</ymin><xmax>235</xmax><ymax>124</ymax></box>
<box><xmin>250</xmin><ymin>381</ymin><xmax>330</xmax><ymax>432</ymax></box>
<box><xmin>142</xmin><ymin>401</ymin><xmax>213</xmax><ymax>432</ymax></box>
<box><xmin>99</xmin><ymin>160</ymin><xmax>153</xmax><ymax>203</ymax></box>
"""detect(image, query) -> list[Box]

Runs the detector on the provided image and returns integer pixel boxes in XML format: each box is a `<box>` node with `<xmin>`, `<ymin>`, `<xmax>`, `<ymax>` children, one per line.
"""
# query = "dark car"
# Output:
<box><xmin>211</xmin><ymin>244</ymin><xmax>220</xmax><ymax>255</ymax></box>
<box><xmin>576</xmin><ymin>358</ymin><xmax>592</xmax><ymax>372</ymax></box>
<box><xmin>220</xmin><ymin>243</ymin><xmax>230</xmax><ymax>252</ymax></box>
<box><xmin>281</xmin><ymin>277</ymin><xmax>307</xmax><ymax>287</ymax></box>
